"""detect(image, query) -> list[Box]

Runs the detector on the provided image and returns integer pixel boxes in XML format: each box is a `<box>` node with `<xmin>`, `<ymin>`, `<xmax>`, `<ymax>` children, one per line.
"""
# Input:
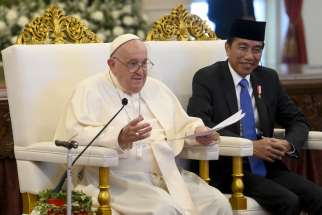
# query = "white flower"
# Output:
<box><xmin>6</xmin><ymin>9</ymin><xmax>18</xmax><ymax>24</ymax></box>
<box><xmin>57</xmin><ymin>3</ymin><xmax>66</xmax><ymax>9</ymax></box>
<box><xmin>96</xmin><ymin>32</ymin><xmax>106</xmax><ymax>42</ymax></box>
<box><xmin>105</xmin><ymin>30</ymin><xmax>111</xmax><ymax>37</ymax></box>
<box><xmin>32</xmin><ymin>12</ymin><xmax>40</xmax><ymax>17</ymax></box>
<box><xmin>142</xmin><ymin>14</ymin><xmax>149</xmax><ymax>22</ymax></box>
<box><xmin>91</xmin><ymin>11</ymin><xmax>104</xmax><ymax>22</ymax></box>
<box><xmin>122</xmin><ymin>5</ymin><xmax>132</xmax><ymax>14</ymax></box>
<box><xmin>78</xmin><ymin>2</ymin><xmax>86</xmax><ymax>11</ymax></box>
<box><xmin>10</xmin><ymin>36</ymin><xmax>17</xmax><ymax>44</ymax></box>
<box><xmin>17</xmin><ymin>16</ymin><xmax>29</xmax><ymax>27</ymax></box>
<box><xmin>72</xmin><ymin>13</ymin><xmax>81</xmax><ymax>19</ymax></box>
<box><xmin>82</xmin><ymin>20</ymin><xmax>89</xmax><ymax>27</ymax></box>
<box><xmin>123</xmin><ymin>16</ymin><xmax>134</xmax><ymax>26</ymax></box>
<box><xmin>113</xmin><ymin>26</ymin><xmax>124</xmax><ymax>36</ymax></box>
<box><xmin>111</xmin><ymin>10</ymin><xmax>120</xmax><ymax>19</ymax></box>
<box><xmin>137</xmin><ymin>30</ymin><xmax>145</xmax><ymax>39</ymax></box>
<box><xmin>0</xmin><ymin>21</ymin><xmax>7</xmax><ymax>33</ymax></box>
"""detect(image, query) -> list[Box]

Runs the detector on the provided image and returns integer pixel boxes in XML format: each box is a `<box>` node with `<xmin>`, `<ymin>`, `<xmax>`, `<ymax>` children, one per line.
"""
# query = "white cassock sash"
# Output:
<box><xmin>150</xmin><ymin>140</ymin><xmax>197</xmax><ymax>215</ymax></box>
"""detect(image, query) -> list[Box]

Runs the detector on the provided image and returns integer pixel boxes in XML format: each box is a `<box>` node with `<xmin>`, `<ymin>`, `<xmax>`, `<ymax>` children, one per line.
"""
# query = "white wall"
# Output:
<box><xmin>303</xmin><ymin>0</ymin><xmax>322</xmax><ymax>65</ymax></box>
<box><xmin>142</xmin><ymin>0</ymin><xmax>192</xmax><ymax>26</ymax></box>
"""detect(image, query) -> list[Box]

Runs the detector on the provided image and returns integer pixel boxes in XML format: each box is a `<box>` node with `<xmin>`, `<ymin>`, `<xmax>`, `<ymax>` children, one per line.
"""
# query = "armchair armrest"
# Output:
<box><xmin>219</xmin><ymin>136</ymin><xmax>253</xmax><ymax>157</ymax></box>
<box><xmin>179</xmin><ymin>143</ymin><xmax>219</xmax><ymax>160</ymax></box>
<box><xmin>305</xmin><ymin>131</ymin><xmax>322</xmax><ymax>150</ymax></box>
<box><xmin>15</xmin><ymin>141</ymin><xmax>119</xmax><ymax>167</ymax></box>
<box><xmin>178</xmin><ymin>136</ymin><xmax>252</xmax><ymax>161</ymax></box>
<box><xmin>273</xmin><ymin>128</ymin><xmax>322</xmax><ymax>150</ymax></box>
<box><xmin>178</xmin><ymin>143</ymin><xmax>219</xmax><ymax>184</ymax></box>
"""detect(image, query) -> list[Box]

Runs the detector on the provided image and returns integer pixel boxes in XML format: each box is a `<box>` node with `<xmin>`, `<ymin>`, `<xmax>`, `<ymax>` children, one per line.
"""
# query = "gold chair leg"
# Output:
<box><xmin>229</xmin><ymin>157</ymin><xmax>247</xmax><ymax>210</ymax></box>
<box><xmin>22</xmin><ymin>192</ymin><xmax>38</xmax><ymax>214</ymax></box>
<box><xmin>96</xmin><ymin>167</ymin><xmax>112</xmax><ymax>215</ymax></box>
<box><xmin>199</xmin><ymin>160</ymin><xmax>210</xmax><ymax>183</ymax></box>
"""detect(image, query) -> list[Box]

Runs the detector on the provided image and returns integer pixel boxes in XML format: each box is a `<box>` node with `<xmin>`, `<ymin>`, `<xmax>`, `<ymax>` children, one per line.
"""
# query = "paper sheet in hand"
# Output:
<box><xmin>168</xmin><ymin>110</ymin><xmax>244</xmax><ymax>141</ymax></box>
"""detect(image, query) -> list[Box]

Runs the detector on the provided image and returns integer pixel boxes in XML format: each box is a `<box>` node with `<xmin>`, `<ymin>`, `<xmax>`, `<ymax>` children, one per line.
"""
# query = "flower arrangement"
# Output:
<box><xmin>32</xmin><ymin>189</ymin><xmax>93</xmax><ymax>215</ymax></box>
<box><xmin>0</xmin><ymin>0</ymin><xmax>148</xmax><ymax>83</ymax></box>
<box><xmin>55</xmin><ymin>0</ymin><xmax>148</xmax><ymax>42</ymax></box>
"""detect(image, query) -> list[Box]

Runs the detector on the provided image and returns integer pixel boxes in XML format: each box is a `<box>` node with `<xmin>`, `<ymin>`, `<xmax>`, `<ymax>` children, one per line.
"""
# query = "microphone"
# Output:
<box><xmin>55</xmin><ymin>140</ymin><xmax>78</xmax><ymax>149</ymax></box>
<box><xmin>53</xmin><ymin>98</ymin><xmax>128</xmax><ymax>193</ymax></box>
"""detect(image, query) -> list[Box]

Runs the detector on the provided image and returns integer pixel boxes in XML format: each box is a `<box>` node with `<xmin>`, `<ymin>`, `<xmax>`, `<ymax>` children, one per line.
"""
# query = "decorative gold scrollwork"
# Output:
<box><xmin>146</xmin><ymin>4</ymin><xmax>218</xmax><ymax>41</ymax></box>
<box><xmin>17</xmin><ymin>4</ymin><xmax>100</xmax><ymax>44</ymax></box>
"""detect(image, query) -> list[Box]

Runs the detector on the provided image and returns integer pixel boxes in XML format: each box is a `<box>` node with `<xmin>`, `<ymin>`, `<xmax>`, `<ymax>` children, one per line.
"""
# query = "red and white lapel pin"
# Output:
<box><xmin>257</xmin><ymin>85</ymin><xmax>262</xmax><ymax>99</ymax></box>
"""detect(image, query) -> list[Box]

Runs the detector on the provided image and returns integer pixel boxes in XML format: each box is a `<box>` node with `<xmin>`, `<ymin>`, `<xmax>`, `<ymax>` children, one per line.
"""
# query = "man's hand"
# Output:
<box><xmin>118</xmin><ymin>115</ymin><xmax>152</xmax><ymax>149</ymax></box>
<box><xmin>195</xmin><ymin>126</ymin><xmax>220</xmax><ymax>145</ymax></box>
<box><xmin>253</xmin><ymin>137</ymin><xmax>291</xmax><ymax>162</ymax></box>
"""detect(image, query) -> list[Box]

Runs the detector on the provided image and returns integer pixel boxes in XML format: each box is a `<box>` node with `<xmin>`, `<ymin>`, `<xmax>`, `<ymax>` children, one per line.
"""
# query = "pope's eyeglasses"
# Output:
<box><xmin>113</xmin><ymin>57</ymin><xmax>154</xmax><ymax>73</ymax></box>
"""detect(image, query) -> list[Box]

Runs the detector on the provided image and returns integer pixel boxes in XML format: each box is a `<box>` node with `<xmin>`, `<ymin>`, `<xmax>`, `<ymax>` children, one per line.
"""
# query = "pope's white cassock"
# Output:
<box><xmin>55</xmin><ymin>71</ymin><xmax>232</xmax><ymax>215</ymax></box>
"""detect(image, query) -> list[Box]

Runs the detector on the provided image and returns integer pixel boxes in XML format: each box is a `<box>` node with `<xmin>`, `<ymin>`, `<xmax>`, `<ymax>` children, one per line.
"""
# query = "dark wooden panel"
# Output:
<box><xmin>279</xmin><ymin>64</ymin><xmax>322</xmax><ymax>131</ymax></box>
<box><xmin>0</xmin><ymin>98</ymin><xmax>22</xmax><ymax>214</ymax></box>
<box><xmin>0</xmin><ymin>99</ymin><xmax>13</xmax><ymax>159</ymax></box>
<box><xmin>279</xmin><ymin>64</ymin><xmax>322</xmax><ymax>186</ymax></box>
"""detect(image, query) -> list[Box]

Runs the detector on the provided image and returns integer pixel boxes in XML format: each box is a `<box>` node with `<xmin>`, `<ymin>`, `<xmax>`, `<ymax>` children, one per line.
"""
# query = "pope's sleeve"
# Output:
<box><xmin>160</xmin><ymin>81</ymin><xmax>204</xmax><ymax>146</ymax></box>
<box><xmin>55</xmin><ymin>81</ymin><xmax>128</xmax><ymax>154</ymax></box>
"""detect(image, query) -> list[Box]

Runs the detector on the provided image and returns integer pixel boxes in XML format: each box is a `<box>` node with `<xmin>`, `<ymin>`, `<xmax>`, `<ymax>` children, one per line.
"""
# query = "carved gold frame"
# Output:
<box><xmin>146</xmin><ymin>4</ymin><xmax>218</xmax><ymax>41</ymax></box>
<box><xmin>17</xmin><ymin>4</ymin><xmax>100</xmax><ymax>44</ymax></box>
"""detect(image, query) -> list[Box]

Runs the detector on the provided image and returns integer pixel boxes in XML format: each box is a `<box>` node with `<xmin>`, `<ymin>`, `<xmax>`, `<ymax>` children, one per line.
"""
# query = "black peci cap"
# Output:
<box><xmin>229</xmin><ymin>19</ymin><xmax>266</xmax><ymax>41</ymax></box>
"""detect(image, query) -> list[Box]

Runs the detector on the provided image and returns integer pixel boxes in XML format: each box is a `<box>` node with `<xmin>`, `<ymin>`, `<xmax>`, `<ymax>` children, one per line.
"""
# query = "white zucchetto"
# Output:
<box><xmin>109</xmin><ymin>34</ymin><xmax>141</xmax><ymax>57</ymax></box>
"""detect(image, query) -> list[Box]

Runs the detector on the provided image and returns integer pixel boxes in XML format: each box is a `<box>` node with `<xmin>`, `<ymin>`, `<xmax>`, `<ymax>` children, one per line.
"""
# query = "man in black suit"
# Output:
<box><xmin>187</xmin><ymin>19</ymin><xmax>322</xmax><ymax>215</ymax></box>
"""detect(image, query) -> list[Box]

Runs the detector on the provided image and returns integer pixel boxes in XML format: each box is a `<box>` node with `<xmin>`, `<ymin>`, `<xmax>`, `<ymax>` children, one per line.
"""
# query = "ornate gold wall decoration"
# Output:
<box><xmin>146</xmin><ymin>4</ymin><xmax>218</xmax><ymax>41</ymax></box>
<box><xmin>17</xmin><ymin>4</ymin><xmax>100</xmax><ymax>44</ymax></box>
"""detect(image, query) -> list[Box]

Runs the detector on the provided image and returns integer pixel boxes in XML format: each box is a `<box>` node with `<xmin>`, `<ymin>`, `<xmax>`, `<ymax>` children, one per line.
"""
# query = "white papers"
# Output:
<box><xmin>168</xmin><ymin>110</ymin><xmax>244</xmax><ymax>141</ymax></box>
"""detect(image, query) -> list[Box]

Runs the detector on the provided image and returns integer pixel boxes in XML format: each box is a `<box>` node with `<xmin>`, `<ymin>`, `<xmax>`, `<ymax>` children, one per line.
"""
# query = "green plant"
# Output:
<box><xmin>33</xmin><ymin>189</ymin><xmax>92</xmax><ymax>215</ymax></box>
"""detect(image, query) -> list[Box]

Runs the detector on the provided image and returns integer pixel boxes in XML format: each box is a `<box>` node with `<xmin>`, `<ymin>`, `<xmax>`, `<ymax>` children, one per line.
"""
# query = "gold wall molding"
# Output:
<box><xmin>146</xmin><ymin>4</ymin><xmax>218</xmax><ymax>41</ymax></box>
<box><xmin>17</xmin><ymin>4</ymin><xmax>100</xmax><ymax>44</ymax></box>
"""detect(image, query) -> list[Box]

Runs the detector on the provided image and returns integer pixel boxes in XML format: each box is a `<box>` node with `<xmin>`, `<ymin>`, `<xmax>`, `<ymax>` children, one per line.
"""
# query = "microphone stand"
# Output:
<box><xmin>54</xmin><ymin>98</ymin><xmax>128</xmax><ymax>214</ymax></box>
<box><xmin>55</xmin><ymin>140</ymin><xmax>78</xmax><ymax>215</ymax></box>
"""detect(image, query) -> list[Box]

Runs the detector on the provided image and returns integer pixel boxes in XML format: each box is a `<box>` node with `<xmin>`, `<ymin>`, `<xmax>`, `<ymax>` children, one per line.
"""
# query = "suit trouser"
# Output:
<box><xmin>243</xmin><ymin>169</ymin><xmax>322</xmax><ymax>215</ymax></box>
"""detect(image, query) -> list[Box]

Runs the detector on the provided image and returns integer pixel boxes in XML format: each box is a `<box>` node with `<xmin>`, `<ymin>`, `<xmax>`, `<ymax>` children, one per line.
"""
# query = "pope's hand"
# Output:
<box><xmin>118</xmin><ymin>115</ymin><xmax>152</xmax><ymax>150</ymax></box>
<box><xmin>195</xmin><ymin>126</ymin><xmax>220</xmax><ymax>145</ymax></box>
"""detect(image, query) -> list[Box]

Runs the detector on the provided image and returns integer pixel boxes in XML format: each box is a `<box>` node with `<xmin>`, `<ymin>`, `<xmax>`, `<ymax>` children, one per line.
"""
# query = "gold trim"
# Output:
<box><xmin>199</xmin><ymin>160</ymin><xmax>210</xmax><ymax>183</ymax></box>
<box><xmin>16</xmin><ymin>4</ymin><xmax>100</xmax><ymax>44</ymax></box>
<box><xmin>22</xmin><ymin>193</ymin><xmax>38</xmax><ymax>214</ymax></box>
<box><xmin>229</xmin><ymin>157</ymin><xmax>247</xmax><ymax>210</ymax></box>
<box><xmin>97</xmin><ymin>167</ymin><xmax>112</xmax><ymax>215</ymax></box>
<box><xmin>146</xmin><ymin>4</ymin><xmax>218</xmax><ymax>41</ymax></box>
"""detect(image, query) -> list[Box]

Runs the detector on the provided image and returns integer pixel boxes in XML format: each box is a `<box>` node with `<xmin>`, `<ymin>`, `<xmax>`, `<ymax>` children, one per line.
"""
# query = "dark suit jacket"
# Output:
<box><xmin>187</xmin><ymin>60</ymin><xmax>310</xmax><ymax>192</ymax></box>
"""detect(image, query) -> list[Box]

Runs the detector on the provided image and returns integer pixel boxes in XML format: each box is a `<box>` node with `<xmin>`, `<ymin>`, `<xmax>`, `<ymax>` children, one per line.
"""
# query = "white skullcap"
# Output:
<box><xmin>109</xmin><ymin>34</ymin><xmax>141</xmax><ymax>57</ymax></box>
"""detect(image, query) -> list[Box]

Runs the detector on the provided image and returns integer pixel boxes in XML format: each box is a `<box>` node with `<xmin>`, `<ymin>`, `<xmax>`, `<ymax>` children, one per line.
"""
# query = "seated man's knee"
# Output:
<box><xmin>282</xmin><ymin>193</ymin><xmax>300</xmax><ymax>214</ymax></box>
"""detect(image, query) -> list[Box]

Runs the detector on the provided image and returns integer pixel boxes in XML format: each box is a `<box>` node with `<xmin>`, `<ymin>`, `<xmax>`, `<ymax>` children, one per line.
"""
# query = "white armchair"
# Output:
<box><xmin>145</xmin><ymin>4</ymin><xmax>322</xmax><ymax>215</ymax></box>
<box><xmin>2</xmin><ymin>40</ymin><xmax>223</xmax><ymax>214</ymax></box>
